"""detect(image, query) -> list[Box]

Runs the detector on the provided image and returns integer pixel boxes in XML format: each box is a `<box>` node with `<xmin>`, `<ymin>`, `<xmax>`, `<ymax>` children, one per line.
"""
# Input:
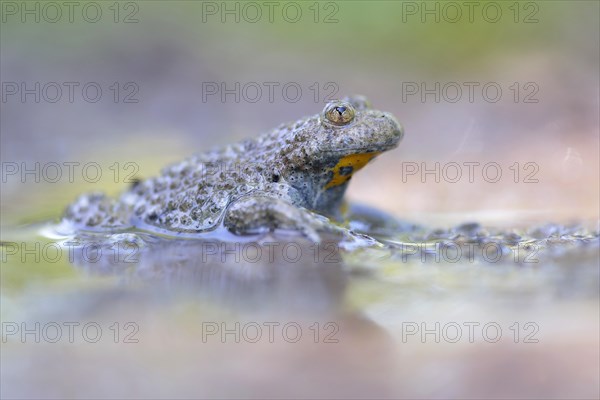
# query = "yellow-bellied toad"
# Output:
<box><xmin>63</xmin><ymin>96</ymin><xmax>404</xmax><ymax>238</ymax></box>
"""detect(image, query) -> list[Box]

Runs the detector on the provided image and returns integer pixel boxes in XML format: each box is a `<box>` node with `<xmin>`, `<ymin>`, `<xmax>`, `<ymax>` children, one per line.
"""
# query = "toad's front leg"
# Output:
<box><xmin>223</xmin><ymin>195</ymin><xmax>334</xmax><ymax>241</ymax></box>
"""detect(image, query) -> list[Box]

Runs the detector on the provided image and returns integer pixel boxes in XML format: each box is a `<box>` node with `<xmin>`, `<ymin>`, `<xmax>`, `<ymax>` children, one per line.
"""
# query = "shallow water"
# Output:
<box><xmin>1</xmin><ymin>210</ymin><xmax>598</xmax><ymax>399</ymax></box>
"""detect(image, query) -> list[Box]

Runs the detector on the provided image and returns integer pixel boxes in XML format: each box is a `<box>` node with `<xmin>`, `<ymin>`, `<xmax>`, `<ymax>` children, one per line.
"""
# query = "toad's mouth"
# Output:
<box><xmin>326</xmin><ymin>139</ymin><xmax>400</xmax><ymax>156</ymax></box>
<box><xmin>325</xmin><ymin>152</ymin><xmax>381</xmax><ymax>189</ymax></box>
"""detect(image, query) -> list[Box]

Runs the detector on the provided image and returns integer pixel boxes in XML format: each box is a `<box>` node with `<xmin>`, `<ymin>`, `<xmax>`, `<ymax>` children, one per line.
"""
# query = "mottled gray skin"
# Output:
<box><xmin>63</xmin><ymin>96</ymin><xmax>403</xmax><ymax>237</ymax></box>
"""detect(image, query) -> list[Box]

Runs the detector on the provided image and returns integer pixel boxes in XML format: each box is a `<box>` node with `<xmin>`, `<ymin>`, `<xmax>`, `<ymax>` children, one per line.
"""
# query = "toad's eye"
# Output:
<box><xmin>323</xmin><ymin>102</ymin><xmax>355</xmax><ymax>126</ymax></box>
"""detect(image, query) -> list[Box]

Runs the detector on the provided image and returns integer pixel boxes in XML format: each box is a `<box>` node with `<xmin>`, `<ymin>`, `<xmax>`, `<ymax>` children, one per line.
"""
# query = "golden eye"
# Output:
<box><xmin>323</xmin><ymin>102</ymin><xmax>355</xmax><ymax>126</ymax></box>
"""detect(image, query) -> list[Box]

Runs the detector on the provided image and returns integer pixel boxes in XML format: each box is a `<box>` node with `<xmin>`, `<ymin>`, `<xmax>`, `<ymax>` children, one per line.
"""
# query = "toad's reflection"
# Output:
<box><xmin>67</xmin><ymin>233</ymin><xmax>349</xmax><ymax>314</ymax></box>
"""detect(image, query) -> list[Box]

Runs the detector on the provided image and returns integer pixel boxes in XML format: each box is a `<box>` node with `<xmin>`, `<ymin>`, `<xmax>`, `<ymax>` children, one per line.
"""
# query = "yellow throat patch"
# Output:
<box><xmin>325</xmin><ymin>152</ymin><xmax>380</xmax><ymax>189</ymax></box>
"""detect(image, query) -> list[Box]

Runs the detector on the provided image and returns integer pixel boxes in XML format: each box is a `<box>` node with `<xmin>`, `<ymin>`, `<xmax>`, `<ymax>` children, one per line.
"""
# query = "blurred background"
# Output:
<box><xmin>2</xmin><ymin>0</ymin><xmax>598</xmax><ymax>225</ymax></box>
<box><xmin>1</xmin><ymin>1</ymin><xmax>599</xmax><ymax>399</ymax></box>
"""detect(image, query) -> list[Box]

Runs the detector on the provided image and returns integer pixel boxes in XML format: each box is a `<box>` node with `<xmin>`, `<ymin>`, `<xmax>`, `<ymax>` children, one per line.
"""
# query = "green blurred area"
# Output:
<box><xmin>3</xmin><ymin>1</ymin><xmax>597</xmax><ymax>70</ymax></box>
